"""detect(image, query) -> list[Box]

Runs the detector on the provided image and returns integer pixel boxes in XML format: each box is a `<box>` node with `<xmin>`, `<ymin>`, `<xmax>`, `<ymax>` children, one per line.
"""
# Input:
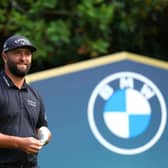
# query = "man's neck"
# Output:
<box><xmin>5</xmin><ymin>70</ymin><xmax>25</xmax><ymax>89</ymax></box>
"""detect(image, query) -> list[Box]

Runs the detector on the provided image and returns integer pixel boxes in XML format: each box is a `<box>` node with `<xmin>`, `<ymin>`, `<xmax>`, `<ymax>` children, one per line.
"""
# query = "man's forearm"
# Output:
<box><xmin>0</xmin><ymin>133</ymin><xmax>20</xmax><ymax>148</ymax></box>
<box><xmin>0</xmin><ymin>133</ymin><xmax>43</xmax><ymax>154</ymax></box>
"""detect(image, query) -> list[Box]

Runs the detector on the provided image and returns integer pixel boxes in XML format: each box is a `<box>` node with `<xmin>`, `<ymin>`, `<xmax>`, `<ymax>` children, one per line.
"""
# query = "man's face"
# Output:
<box><xmin>4</xmin><ymin>47</ymin><xmax>32</xmax><ymax>77</ymax></box>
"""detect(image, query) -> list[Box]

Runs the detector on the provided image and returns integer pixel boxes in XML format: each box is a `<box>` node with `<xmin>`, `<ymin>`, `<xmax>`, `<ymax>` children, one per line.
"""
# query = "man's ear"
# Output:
<box><xmin>1</xmin><ymin>53</ymin><xmax>7</xmax><ymax>63</ymax></box>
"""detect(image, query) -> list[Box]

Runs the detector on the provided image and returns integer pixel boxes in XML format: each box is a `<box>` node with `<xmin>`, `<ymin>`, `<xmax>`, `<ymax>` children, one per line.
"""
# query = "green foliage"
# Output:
<box><xmin>0</xmin><ymin>0</ymin><xmax>168</xmax><ymax>73</ymax></box>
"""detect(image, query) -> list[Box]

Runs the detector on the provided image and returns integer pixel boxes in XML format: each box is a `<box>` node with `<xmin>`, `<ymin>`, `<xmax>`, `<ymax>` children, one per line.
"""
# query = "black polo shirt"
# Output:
<box><xmin>0</xmin><ymin>71</ymin><xmax>48</xmax><ymax>164</ymax></box>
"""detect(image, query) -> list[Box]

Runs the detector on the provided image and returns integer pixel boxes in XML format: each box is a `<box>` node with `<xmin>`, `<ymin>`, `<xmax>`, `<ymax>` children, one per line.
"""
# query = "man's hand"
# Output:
<box><xmin>18</xmin><ymin>137</ymin><xmax>43</xmax><ymax>154</ymax></box>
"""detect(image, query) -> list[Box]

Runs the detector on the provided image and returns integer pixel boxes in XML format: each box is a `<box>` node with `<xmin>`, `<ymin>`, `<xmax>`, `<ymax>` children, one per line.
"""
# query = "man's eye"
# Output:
<box><xmin>25</xmin><ymin>51</ymin><xmax>31</xmax><ymax>55</ymax></box>
<box><xmin>13</xmin><ymin>51</ymin><xmax>20</xmax><ymax>55</ymax></box>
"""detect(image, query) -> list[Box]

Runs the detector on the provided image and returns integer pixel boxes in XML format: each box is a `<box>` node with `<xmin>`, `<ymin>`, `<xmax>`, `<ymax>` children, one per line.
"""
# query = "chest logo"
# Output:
<box><xmin>27</xmin><ymin>99</ymin><xmax>37</xmax><ymax>107</ymax></box>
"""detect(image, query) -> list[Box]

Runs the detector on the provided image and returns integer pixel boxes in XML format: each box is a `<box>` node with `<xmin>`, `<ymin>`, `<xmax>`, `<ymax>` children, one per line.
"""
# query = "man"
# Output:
<box><xmin>0</xmin><ymin>34</ymin><xmax>52</xmax><ymax>168</ymax></box>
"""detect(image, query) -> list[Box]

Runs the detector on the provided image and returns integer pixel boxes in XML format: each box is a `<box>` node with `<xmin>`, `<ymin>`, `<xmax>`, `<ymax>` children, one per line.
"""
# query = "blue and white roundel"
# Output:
<box><xmin>104</xmin><ymin>88</ymin><xmax>151</xmax><ymax>138</ymax></box>
<box><xmin>88</xmin><ymin>72</ymin><xmax>167</xmax><ymax>155</ymax></box>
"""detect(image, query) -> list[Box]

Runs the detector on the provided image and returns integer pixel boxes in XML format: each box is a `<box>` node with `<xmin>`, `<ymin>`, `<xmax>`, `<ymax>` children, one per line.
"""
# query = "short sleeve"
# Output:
<box><xmin>36</xmin><ymin>95</ymin><xmax>48</xmax><ymax>128</ymax></box>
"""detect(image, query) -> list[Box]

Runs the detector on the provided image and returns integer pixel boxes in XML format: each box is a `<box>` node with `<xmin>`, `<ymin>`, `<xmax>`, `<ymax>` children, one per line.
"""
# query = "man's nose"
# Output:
<box><xmin>19</xmin><ymin>53</ymin><xmax>29</xmax><ymax>59</ymax></box>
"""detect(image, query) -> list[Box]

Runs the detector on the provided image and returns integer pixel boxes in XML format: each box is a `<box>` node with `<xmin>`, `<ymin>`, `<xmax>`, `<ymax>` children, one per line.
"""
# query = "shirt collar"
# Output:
<box><xmin>2</xmin><ymin>71</ymin><xmax>28</xmax><ymax>91</ymax></box>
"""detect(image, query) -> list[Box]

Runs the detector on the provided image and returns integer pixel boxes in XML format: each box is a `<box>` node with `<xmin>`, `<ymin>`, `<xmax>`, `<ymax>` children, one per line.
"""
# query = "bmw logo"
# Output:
<box><xmin>88</xmin><ymin>72</ymin><xmax>167</xmax><ymax>155</ymax></box>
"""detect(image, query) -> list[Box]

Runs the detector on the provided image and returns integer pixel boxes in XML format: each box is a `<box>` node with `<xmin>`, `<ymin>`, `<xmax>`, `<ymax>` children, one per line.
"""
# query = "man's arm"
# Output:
<box><xmin>0</xmin><ymin>133</ymin><xmax>43</xmax><ymax>154</ymax></box>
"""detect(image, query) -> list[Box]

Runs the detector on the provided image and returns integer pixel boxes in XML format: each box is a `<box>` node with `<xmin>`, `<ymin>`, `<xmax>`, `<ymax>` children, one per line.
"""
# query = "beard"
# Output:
<box><xmin>7</xmin><ymin>60</ymin><xmax>31</xmax><ymax>77</ymax></box>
